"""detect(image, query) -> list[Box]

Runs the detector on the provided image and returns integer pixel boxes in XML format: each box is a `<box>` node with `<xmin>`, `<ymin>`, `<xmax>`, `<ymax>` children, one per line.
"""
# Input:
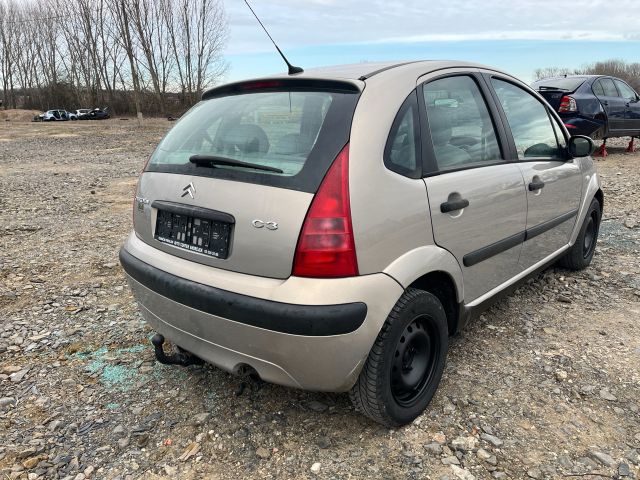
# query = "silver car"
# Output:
<box><xmin>40</xmin><ymin>109</ymin><xmax>70</xmax><ymax>121</ymax></box>
<box><xmin>120</xmin><ymin>61</ymin><xmax>602</xmax><ymax>426</ymax></box>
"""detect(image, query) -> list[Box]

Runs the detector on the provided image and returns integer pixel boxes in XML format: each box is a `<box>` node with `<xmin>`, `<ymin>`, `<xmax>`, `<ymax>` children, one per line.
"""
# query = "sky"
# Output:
<box><xmin>222</xmin><ymin>0</ymin><xmax>640</xmax><ymax>83</ymax></box>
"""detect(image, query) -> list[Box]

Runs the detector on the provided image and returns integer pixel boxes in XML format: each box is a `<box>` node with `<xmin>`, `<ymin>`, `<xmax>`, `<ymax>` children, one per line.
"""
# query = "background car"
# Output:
<box><xmin>532</xmin><ymin>75</ymin><xmax>640</xmax><ymax>154</ymax></box>
<box><xmin>76</xmin><ymin>108</ymin><xmax>92</xmax><ymax>120</ymax></box>
<box><xmin>88</xmin><ymin>107</ymin><xmax>110</xmax><ymax>120</ymax></box>
<box><xmin>39</xmin><ymin>109</ymin><xmax>70</xmax><ymax>121</ymax></box>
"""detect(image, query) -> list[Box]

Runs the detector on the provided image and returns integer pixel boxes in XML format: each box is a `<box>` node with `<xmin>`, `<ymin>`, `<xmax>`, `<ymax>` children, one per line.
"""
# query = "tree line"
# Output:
<box><xmin>0</xmin><ymin>0</ymin><xmax>228</xmax><ymax>117</ymax></box>
<box><xmin>533</xmin><ymin>59</ymin><xmax>640</xmax><ymax>92</ymax></box>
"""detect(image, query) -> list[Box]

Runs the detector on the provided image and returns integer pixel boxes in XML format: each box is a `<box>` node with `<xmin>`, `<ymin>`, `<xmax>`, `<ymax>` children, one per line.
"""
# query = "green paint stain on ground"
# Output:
<box><xmin>106</xmin><ymin>402</ymin><xmax>120</xmax><ymax>410</ymax></box>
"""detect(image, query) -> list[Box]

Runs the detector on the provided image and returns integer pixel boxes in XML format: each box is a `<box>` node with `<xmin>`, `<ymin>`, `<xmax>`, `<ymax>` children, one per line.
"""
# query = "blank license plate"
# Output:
<box><xmin>155</xmin><ymin>209</ymin><xmax>231</xmax><ymax>259</ymax></box>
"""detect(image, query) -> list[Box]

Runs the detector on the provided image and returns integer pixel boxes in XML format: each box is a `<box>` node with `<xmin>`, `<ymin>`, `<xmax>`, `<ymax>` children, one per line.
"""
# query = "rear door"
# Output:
<box><xmin>613</xmin><ymin>79</ymin><xmax>640</xmax><ymax>131</ymax></box>
<box><xmin>136</xmin><ymin>81</ymin><xmax>360</xmax><ymax>279</ymax></box>
<box><xmin>594</xmin><ymin>78</ymin><xmax>627</xmax><ymax>131</ymax></box>
<box><xmin>488</xmin><ymin>76</ymin><xmax>582</xmax><ymax>267</ymax></box>
<box><xmin>419</xmin><ymin>73</ymin><xmax>527</xmax><ymax>303</ymax></box>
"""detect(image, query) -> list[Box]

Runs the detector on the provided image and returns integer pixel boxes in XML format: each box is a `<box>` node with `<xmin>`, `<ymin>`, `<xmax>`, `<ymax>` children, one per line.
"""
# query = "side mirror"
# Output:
<box><xmin>568</xmin><ymin>135</ymin><xmax>595</xmax><ymax>158</ymax></box>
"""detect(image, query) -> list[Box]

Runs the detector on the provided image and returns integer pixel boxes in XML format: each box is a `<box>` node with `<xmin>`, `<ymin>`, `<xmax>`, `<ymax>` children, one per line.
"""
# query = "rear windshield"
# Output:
<box><xmin>146</xmin><ymin>88</ymin><xmax>359</xmax><ymax>192</ymax></box>
<box><xmin>532</xmin><ymin>77</ymin><xmax>586</xmax><ymax>92</ymax></box>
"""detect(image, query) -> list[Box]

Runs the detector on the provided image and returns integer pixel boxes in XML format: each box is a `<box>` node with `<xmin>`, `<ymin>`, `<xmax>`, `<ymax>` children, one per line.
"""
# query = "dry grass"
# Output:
<box><xmin>0</xmin><ymin>109</ymin><xmax>40</xmax><ymax>122</ymax></box>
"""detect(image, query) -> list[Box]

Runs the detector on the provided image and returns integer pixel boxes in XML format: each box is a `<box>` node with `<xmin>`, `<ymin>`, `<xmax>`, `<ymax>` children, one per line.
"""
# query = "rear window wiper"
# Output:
<box><xmin>189</xmin><ymin>154</ymin><xmax>283</xmax><ymax>174</ymax></box>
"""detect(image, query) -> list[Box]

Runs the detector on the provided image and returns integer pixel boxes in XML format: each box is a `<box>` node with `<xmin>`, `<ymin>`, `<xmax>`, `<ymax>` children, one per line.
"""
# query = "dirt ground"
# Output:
<box><xmin>0</xmin><ymin>118</ymin><xmax>639</xmax><ymax>480</ymax></box>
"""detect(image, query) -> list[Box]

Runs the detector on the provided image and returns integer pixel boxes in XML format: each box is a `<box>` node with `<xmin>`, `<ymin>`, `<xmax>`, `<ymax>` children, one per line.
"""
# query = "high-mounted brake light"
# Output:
<box><xmin>241</xmin><ymin>80</ymin><xmax>283</xmax><ymax>90</ymax></box>
<box><xmin>558</xmin><ymin>95</ymin><xmax>578</xmax><ymax>113</ymax></box>
<box><xmin>293</xmin><ymin>144</ymin><xmax>358</xmax><ymax>278</ymax></box>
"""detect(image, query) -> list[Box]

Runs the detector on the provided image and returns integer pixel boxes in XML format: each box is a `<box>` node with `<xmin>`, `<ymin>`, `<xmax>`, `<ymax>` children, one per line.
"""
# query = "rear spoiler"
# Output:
<box><xmin>202</xmin><ymin>78</ymin><xmax>362</xmax><ymax>100</ymax></box>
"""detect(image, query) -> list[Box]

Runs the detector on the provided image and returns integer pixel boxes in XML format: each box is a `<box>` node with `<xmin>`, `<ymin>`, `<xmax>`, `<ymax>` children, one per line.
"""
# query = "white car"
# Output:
<box><xmin>40</xmin><ymin>110</ymin><xmax>70</xmax><ymax>121</ymax></box>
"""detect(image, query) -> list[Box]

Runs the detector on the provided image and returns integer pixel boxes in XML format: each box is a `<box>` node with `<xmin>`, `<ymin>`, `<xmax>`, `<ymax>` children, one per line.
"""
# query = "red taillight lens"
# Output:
<box><xmin>293</xmin><ymin>144</ymin><xmax>358</xmax><ymax>278</ymax></box>
<box><xmin>558</xmin><ymin>95</ymin><xmax>577</xmax><ymax>113</ymax></box>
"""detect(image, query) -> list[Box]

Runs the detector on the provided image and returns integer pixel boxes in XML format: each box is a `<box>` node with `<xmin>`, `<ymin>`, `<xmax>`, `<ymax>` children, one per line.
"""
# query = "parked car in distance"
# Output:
<box><xmin>88</xmin><ymin>107</ymin><xmax>110</xmax><ymax>120</ymax></box>
<box><xmin>532</xmin><ymin>75</ymin><xmax>640</xmax><ymax>140</ymax></box>
<box><xmin>75</xmin><ymin>108</ymin><xmax>92</xmax><ymax>120</ymax></box>
<box><xmin>39</xmin><ymin>109</ymin><xmax>70</xmax><ymax>121</ymax></box>
<box><xmin>120</xmin><ymin>61</ymin><xmax>603</xmax><ymax>426</ymax></box>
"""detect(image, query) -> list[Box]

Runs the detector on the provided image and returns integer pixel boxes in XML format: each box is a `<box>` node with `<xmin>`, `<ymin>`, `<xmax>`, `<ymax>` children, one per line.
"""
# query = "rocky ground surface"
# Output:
<box><xmin>0</xmin><ymin>120</ymin><xmax>639</xmax><ymax>480</ymax></box>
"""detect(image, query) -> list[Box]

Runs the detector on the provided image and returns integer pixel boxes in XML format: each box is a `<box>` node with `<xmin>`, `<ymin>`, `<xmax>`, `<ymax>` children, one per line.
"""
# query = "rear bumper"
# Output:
<box><xmin>120</xmin><ymin>232</ymin><xmax>403</xmax><ymax>391</ymax></box>
<box><xmin>120</xmin><ymin>248</ymin><xmax>367</xmax><ymax>336</ymax></box>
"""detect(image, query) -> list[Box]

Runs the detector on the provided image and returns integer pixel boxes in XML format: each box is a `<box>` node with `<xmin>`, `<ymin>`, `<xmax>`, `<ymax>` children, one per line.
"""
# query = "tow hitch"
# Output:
<box><xmin>151</xmin><ymin>333</ymin><xmax>204</xmax><ymax>367</ymax></box>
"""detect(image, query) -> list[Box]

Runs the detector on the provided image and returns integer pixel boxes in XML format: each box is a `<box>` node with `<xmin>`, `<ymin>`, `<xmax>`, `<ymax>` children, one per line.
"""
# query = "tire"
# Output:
<box><xmin>558</xmin><ymin>197</ymin><xmax>601</xmax><ymax>270</ymax></box>
<box><xmin>349</xmin><ymin>288</ymin><xmax>449</xmax><ymax>427</ymax></box>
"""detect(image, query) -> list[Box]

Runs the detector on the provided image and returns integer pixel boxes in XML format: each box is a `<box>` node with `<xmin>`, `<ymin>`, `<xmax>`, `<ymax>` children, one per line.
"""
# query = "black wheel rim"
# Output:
<box><xmin>582</xmin><ymin>211</ymin><xmax>598</xmax><ymax>259</ymax></box>
<box><xmin>391</xmin><ymin>316</ymin><xmax>439</xmax><ymax>408</ymax></box>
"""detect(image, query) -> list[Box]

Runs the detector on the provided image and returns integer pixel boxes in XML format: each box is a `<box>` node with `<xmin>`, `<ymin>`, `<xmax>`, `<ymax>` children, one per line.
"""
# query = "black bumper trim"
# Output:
<box><xmin>119</xmin><ymin>248</ymin><xmax>368</xmax><ymax>336</ymax></box>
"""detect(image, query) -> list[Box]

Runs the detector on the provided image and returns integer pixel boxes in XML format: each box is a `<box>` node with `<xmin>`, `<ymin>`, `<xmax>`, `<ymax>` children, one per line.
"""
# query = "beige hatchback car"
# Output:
<box><xmin>120</xmin><ymin>61</ymin><xmax>602</xmax><ymax>426</ymax></box>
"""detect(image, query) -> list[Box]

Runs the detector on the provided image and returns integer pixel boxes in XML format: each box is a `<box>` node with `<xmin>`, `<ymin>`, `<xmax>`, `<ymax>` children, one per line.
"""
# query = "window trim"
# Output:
<box><xmin>417</xmin><ymin>72</ymin><xmax>510</xmax><ymax>177</ymax></box>
<box><xmin>383</xmin><ymin>90</ymin><xmax>423</xmax><ymax>179</ymax></box>
<box><xmin>483</xmin><ymin>74</ymin><xmax>569</xmax><ymax>163</ymax></box>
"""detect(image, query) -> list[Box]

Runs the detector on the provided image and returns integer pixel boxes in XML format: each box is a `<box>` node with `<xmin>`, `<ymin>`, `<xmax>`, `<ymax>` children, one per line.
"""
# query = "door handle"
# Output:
<box><xmin>528</xmin><ymin>180</ymin><xmax>545</xmax><ymax>191</ymax></box>
<box><xmin>440</xmin><ymin>198</ymin><xmax>469</xmax><ymax>213</ymax></box>
<box><xmin>602</xmin><ymin>100</ymin><xmax>609</xmax><ymax>106</ymax></box>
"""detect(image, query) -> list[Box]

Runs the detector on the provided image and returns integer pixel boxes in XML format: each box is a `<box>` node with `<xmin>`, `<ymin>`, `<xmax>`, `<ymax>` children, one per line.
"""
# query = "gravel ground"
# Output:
<box><xmin>1</xmin><ymin>120</ymin><xmax>639</xmax><ymax>480</ymax></box>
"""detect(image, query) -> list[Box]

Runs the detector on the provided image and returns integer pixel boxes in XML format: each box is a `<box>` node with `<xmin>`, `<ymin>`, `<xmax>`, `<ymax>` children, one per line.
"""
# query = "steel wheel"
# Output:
<box><xmin>391</xmin><ymin>315</ymin><xmax>439</xmax><ymax>408</ymax></box>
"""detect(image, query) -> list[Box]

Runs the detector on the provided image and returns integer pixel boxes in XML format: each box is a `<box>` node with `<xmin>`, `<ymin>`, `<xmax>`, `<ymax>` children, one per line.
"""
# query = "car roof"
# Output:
<box><xmin>203</xmin><ymin>60</ymin><xmax>511</xmax><ymax>99</ymax></box>
<box><xmin>264</xmin><ymin>60</ymin><xmax>500</xmax><ymax>81</ymax></box>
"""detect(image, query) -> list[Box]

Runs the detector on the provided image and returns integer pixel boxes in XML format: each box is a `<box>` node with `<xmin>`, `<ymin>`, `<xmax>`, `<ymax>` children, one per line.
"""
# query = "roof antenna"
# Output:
<box><xmin>244</xmin><ymin>0</ymin><xmax>304</xmax><ymax>75</ymax></box>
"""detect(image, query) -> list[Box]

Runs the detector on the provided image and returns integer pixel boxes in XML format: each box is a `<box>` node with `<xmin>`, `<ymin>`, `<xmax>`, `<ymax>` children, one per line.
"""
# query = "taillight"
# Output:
<box><xmin>293</xmin><ymin>144</ymin><xmax>358</xmax><ymax>278</ymax></box>
<box><xmin>558</xmin><ymin>95</ymin><xmax>578</xmax><ymax>113</ymax></box>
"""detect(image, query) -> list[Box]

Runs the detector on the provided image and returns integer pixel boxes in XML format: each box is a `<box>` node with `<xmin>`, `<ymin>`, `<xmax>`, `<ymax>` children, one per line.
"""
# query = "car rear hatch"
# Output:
<box><xmin>533</xmin><ymin>77</ymin><xmax>587</xmax><ymax>111</ymax></box>
<box><xmin>134</xmin><ymin>78</ymin><xmax>362</xmax><ymax>279</ymax></box>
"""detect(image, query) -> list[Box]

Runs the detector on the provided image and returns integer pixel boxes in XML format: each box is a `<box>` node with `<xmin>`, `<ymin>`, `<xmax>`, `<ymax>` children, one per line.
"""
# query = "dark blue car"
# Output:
<box><xmin>532</xmin><ymin>75</ymin><xmax>640</xmax><ymax>141</ymax></box>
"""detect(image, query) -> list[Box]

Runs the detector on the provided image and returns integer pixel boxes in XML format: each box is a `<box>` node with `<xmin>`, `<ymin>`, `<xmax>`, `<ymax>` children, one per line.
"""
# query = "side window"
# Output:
<box><xmin>384</xmin><ymin>92</ymin><xmax>420</xmax><ymax>177</ymax></box>
<box><xmin>491</xmin><ymin>78</ymin><xmax>564</xmax><ymax>160</ymax></box>
<box><xmin>614</xmin><ymin>80</ymin><xmax>638</xmax><ymax>100</ymax></box>
<box><xmin>600</xmin><ymin>78</ymin><xmax>618</xmax><ymax>97</ymax></box>
<box><xmin>592</xmin><ymin>80</ymin><xmax>605</xmax><ymax>97</ymax></box>
<box><xmin>422</xmin><ymin>75</ymin><xmax>501</xmax><ymax>170</ymax></box>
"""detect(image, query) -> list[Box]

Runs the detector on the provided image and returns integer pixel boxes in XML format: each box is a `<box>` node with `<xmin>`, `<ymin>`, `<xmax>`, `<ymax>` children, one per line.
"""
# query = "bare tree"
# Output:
<box><xmin>0</xmin><ymin>0</ymin><xmax>228</xmax><ymax>115</ymax></box>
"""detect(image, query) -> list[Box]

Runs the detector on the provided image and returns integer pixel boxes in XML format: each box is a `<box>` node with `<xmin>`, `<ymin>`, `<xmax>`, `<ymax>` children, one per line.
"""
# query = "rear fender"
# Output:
<box><xmin>383</xmin><ymin>245</ymin><xmax>463</xmax><ymax>302</ymax></box>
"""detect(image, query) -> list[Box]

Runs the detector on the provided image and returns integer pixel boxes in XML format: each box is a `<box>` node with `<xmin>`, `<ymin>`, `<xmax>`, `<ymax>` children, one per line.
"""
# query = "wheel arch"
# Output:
<box><xmin>594</xmin><ymin>188</ymin><xmax>604</xmax><ymax>214</ymax></box>
<box><xmin>408</xmin><ymin>271</ymin><xmax>460</xmax><ymax>335</ymax></box>
<box><xmin>383</xmin><ymin>245</ymin><xmax>464</xmax><ymax>335</ymax></box>
<box><xmin>570</xmin><ymin>171</ymin><xmax>603</xmax><ymax>246</ymax></box>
